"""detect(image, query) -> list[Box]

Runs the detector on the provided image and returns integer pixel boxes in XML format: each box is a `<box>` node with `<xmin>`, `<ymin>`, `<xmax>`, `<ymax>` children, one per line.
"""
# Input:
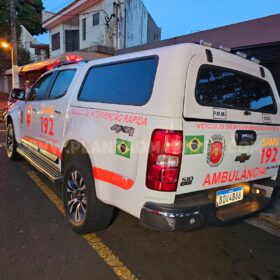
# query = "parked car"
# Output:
<box><xmin>6</xmin><ymin>43</ymin><xmax>280</xmax><ymax>233</ymax></box>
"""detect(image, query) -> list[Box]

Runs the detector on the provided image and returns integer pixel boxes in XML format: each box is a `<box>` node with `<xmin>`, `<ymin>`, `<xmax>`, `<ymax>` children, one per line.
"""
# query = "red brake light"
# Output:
<box><xmin>146</xmin><ymin>130</ymin><xmax>183</xmax><ymax>192</ymax></box>
<box><xmin>164</xmin><ymin>134</ymin><xmax>182</xmax><ymax>155</ymax></box>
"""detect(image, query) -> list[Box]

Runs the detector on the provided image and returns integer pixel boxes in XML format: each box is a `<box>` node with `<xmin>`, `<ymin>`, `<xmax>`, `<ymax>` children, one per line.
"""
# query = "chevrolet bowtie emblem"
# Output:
<box><xmin>235</xmin><ymin>153</ymin><xmax>251</xmax><ymax>163</ymax></box>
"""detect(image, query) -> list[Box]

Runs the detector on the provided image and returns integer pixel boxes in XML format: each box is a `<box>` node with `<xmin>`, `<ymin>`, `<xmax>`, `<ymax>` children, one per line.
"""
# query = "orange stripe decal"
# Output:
<box><xmin>23</xmin><ymin>136</ymin><xmax>61</xmax><ymax>159</ymax></box>
<box><xmin>93</xmin><ymin>167</ymin><xmax>134</xmax><ymax>190</ymax></box>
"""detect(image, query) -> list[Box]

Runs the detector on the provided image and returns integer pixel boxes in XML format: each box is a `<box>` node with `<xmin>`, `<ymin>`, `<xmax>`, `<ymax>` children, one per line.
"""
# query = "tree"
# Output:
<box><xmin>0</xmin><ymin>52</ymin><xmax>11</xmax><ymax>73</ymax></box>
<box><xmin>0</xmin><ymin>0</ymin><xmax>45</xmax><ymax>37</ymax></box>
<box><xmin>0</xmin><ymin>0</ymin><xmax>45</xmax><ymax>71</ymax></box>
<box><xmin>17</xmin><ymin>0</ymin><xmax>45</xmax><ymax>36</ymax></box>
<box><xmin>0</xmin><ymin>0</ymin><xmax>10</xmax><ymax>39</ymax></box>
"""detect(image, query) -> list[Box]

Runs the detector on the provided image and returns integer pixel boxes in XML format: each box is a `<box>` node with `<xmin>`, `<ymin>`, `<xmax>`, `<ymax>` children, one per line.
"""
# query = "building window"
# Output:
<box><xmin>82</xmin><ymin>18</ymin><xmax>86</xmax><ymax>40</ymax></box>
<box><xmin>93</xmin><ymin>13</ymin><xmax>100</xmax><ymax>26</ymax></box>
<box><xmin>51</xmin><ymin>32</ymin><xmax>60</xmax><ymax>51</ymax></box>
<box><xmin>65</xmin><ymin>30</ymin><xmax>80</xmax><ymax>52</ymax></box>
<box><xmin>35</xmin><ymin>48</ymin><xmax>41</xmax><ymax>55</ymax></box>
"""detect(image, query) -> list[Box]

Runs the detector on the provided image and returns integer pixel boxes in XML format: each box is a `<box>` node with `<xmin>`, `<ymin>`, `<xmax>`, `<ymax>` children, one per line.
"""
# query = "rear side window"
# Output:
<box><xmin>49</xmin><ymin>70</ymin><xmax>76</xmax><ymax>100</ymax></box>
<box><xmin>78</xmin><ymin>57</ymin><xmax>158</xmax><ymax>106</ymax></box>
<box><xmin>196</xmin><ymin>66</ymin><xmax>277</xmax><ymax>114</ymax></box>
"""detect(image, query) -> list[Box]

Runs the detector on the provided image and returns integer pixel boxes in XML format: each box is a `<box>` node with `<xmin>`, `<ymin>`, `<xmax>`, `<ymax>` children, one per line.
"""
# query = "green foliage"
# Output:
<box><xmin>0</xmin><ymin>46</ymin><xmax>31</xmax><ymax>72</ymax></box>
<box><xmin>0</xmin><ymin>0</ymin><xmax>11</xmax><ymax>39</ymax></box>
<box><xmin>0</xmin><ymin>0</ymin><xmax>45</xmax><ymax>37</ymax></box>
<box><xmin>0</xmin><ymin>51</ymin><xmax>11</xmax><ymax>73</ymax></box>
<box><xmin>17</xmin><ymin>0</ymin><xmax>46</xmax><ymax>35</ymax></box>
<box><xmin>18</xmin><ymin>46</ymin><xmax>31</xmax><ymax>66</ymax></box>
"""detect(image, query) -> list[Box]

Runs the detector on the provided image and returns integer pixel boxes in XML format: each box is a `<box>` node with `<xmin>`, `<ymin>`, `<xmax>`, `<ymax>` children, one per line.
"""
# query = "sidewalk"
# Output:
<box><xmin>246</xmin><ymin>199</ymin><xmax>280</xmax><ymax>237</ymax></box>
<box><xmin>258</xmin><ymin>199</ymin><xmax>280</xmax><ymax>228</ymax></box>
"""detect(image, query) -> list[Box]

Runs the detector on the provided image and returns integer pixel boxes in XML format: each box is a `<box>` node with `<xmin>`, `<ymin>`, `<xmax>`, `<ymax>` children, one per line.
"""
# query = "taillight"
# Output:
<box><xmin>146</xmin><ymin>130</ymin><xmax>183</xmax><ymax>192</ymax></box>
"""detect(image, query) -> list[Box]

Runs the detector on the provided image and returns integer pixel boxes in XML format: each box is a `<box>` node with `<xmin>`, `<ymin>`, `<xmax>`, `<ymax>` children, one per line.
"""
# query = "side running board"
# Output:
<box><xmin>17</xmin><ymin>144</ymin><xmax>63</xmax><ymax>183</ymax></box>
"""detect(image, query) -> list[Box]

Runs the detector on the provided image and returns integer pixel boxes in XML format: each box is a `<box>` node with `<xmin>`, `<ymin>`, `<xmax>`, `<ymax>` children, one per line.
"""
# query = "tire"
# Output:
<box><xmin>271</xmin><ymin>169</ymin><xmax>280</xmax><ymax>201</ymax></box>
<box><xmin>62</xmin><ymin>156</ymin><xmax>115</xmax><ymax>234</ymax></box>
<box><xmin>6</xmin><ymin>122</ymin><xmax>19</xmax><ymax>160</ymax></box>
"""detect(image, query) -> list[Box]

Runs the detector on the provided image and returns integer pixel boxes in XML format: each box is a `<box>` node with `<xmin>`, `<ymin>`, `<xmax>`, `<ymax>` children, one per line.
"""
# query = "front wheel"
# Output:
<box><xmin>6</xmin><ymin>122</ymin><xmax>19</xmax><ymax>160</ymax></box>
<box><xmin>62</xmin><ymin>156</ymin><xmax>115</xmax><ymax>234</ymax></box>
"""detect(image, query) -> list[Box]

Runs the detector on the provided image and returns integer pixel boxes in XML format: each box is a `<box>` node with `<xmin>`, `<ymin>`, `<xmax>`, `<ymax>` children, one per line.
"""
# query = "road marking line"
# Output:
<box><xmin>24</xmin><ymin>169</ymin><xmax>137</xmax><ymax>280</ymax></box>
<box><xmin>27</xmin><ymin>171</ymin><xmax>65</xmax><ymax>214</ymax></box>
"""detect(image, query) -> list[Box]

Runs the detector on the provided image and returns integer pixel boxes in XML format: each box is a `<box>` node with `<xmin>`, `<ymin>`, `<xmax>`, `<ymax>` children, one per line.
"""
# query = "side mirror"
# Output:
<box><xmin>10</xmin><ymin>88</ymin><xmax>25</xmax><ymax>101</ymax></box>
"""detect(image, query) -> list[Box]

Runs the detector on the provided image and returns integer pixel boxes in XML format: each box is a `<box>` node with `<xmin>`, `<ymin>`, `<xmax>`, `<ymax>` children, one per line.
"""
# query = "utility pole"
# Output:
<box><xmin>114</xmin><ymin>2</ymin><xmax>119</xmax><ymax>50</ymax></box>
<box><xmin>124</xmin><ymin>2</ymin><xmax>127</xmax><ymax>48</ymax></box>
<box><xmin>11</xmin><ymin>0</ymin><xmax>19</xmax><ymax>88</ymax></box>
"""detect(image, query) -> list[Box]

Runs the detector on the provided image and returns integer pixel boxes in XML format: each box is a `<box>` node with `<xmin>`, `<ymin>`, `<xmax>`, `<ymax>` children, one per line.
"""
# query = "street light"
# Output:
<box><xmin>1</xmin><ymin>42</ymin><xmax>10</xmax><ymax>49</ymax></box>
<box><xmin>0</xmin><ymin>40</ymin><xmax>19</xmax><ymax>89</ymax></box>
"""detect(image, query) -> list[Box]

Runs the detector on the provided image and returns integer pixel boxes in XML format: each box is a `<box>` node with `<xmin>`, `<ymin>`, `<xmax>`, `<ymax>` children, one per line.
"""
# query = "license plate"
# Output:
<box><xmin>216</xmin><ymin>187</ymin><xmax>244</xmax><ymax>207</ymax></box>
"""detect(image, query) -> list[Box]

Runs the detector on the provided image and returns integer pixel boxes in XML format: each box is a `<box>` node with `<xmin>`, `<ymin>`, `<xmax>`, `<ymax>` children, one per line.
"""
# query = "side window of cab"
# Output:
<box><xmin>48</xmin><ymin>69</ymin><xmax>76</xmax><ymax>100</ymax></box>
<box><xmin>28</xmin><ymin>72</ymin><xmax>56</xmax><ymax>101</ymax></box>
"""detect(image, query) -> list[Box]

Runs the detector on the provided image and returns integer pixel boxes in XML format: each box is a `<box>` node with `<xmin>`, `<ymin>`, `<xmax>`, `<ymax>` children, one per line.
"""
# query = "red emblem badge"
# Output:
<box><xmin>207</xmin><ymin>135</ymin><xmax>225</xmax><ymax>166</ymax></box>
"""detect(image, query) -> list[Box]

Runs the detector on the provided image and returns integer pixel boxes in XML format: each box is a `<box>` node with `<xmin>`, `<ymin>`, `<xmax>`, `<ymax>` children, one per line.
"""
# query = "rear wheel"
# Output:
<box><xmin>6</xmin><ymin>122</ymin><xmax>19</xmax><ymax>160</ymax></box>
<box><xmin>62</xmin><ymin>156</ymin><xmax>115</xmax><ymax>234</ymax></box>
<box><xmin>272</xmin><ymin>169</ymin><xmax>280</xmax><ymax>201</ymax></box>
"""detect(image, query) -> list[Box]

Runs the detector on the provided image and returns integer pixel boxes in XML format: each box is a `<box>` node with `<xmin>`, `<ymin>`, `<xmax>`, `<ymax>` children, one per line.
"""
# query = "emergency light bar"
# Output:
<box><xmin>219</xmin><ymin>45</ymin><xmax>231</xmax><ymax>53</ymax></box>
<box><xmin>198</xmin><ymin>39</ymin><xmax>261</xmax><ymax>66</ymax></box>
<box><xmin>251</xmin><ymin>57</ymin><xmax>261</xmax><ymax>64</ymax></box>
<box><xmin>236</xmin><ymin>51</ymin><xmax>247</xmax><ymax>59</ymax></box>
<box><xmin>200</xmin><ymin>40</ymin><xmax>212</xmax><ymax>47</ymax></box>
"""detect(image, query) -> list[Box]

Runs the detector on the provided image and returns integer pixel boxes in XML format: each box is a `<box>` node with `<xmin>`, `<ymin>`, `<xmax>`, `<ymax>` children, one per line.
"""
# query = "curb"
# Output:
<box><xmin>256</xmin><ymin>200</ymin><xmax>280</xmax><ymax>229</ymax></box>
<box><xmin>257</xmin><ymin>214</ymin><xmax>280</xmax><ymax>229</ymax></box>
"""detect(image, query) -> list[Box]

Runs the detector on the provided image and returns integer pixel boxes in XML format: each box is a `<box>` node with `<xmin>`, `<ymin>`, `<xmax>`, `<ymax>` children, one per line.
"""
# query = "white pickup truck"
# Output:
<box><xmin>6</xmin><ymin>43</ymin><xmax>280</xmax><ymax>233</ymax></box>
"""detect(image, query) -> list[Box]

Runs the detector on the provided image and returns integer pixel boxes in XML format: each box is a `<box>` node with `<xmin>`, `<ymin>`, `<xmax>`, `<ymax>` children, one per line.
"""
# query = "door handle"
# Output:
<box><xmin>54</xmin><ymin>110</ymin><xmax>62</xmax><ymax>115</ymax></box>
<box><xmin>32</xmin><ymin>108</ymin><xmax>37</xmax><ymax>113</ymax></box>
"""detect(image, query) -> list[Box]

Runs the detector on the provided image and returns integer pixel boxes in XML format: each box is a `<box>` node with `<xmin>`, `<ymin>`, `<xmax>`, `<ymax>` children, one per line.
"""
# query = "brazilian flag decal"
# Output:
<box><xmin>185</xmin><ymin>136</ymin><xmax>204</xmax><ymax>155</ymax></box>
<box><xmin>116</xmin><ymin>139</ymin><xmax>131</xmax><ymax>159</ymax></box>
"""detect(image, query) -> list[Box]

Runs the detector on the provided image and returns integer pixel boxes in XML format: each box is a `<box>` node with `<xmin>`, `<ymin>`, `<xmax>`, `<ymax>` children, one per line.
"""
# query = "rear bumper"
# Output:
<box><xmin>140</xmin><ymin>180</ymin><xmax>279</xmax><ymax>232</ymax></box>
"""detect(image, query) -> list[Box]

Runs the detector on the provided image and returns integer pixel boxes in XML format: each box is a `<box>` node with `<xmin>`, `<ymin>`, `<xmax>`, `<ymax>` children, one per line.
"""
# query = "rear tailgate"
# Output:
<box><xmin>178</xmin><ymin>53</ymin><xmax>280</xmax><ymax>195</ymax></box>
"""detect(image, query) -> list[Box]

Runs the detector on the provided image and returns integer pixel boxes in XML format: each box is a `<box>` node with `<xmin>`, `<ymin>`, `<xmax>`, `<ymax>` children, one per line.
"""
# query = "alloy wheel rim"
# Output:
<box><xmin>66</xmin><ymin>170</ymin><xmax>87</xmax><ymax>223</ymax></box>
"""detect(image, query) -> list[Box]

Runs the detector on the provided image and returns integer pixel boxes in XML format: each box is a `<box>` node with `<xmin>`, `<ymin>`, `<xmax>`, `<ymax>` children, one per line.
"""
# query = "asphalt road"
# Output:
<box><xmin>0</xmin><ymin>121</ymin><xmax>280</xmax><ymax>280</ymax></box>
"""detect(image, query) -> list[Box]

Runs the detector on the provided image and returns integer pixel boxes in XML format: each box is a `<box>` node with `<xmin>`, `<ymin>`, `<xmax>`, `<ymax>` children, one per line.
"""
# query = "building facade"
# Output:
<box><xmin>20</xmin><ymin>25</ymin><xmax>49</xmax><ymax>62</ymax></box>
<box><xmin>42</xmin><ymin>0</ymin><xmax>161</xmax><ymax>58</ymax></box>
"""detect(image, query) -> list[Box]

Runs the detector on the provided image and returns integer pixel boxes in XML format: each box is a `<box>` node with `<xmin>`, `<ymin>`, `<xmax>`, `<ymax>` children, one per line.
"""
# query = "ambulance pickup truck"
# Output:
<box><xmin>6</xmin><ymin>43</ymin><xmax>280</xmax><ymax>233</ymax></box>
